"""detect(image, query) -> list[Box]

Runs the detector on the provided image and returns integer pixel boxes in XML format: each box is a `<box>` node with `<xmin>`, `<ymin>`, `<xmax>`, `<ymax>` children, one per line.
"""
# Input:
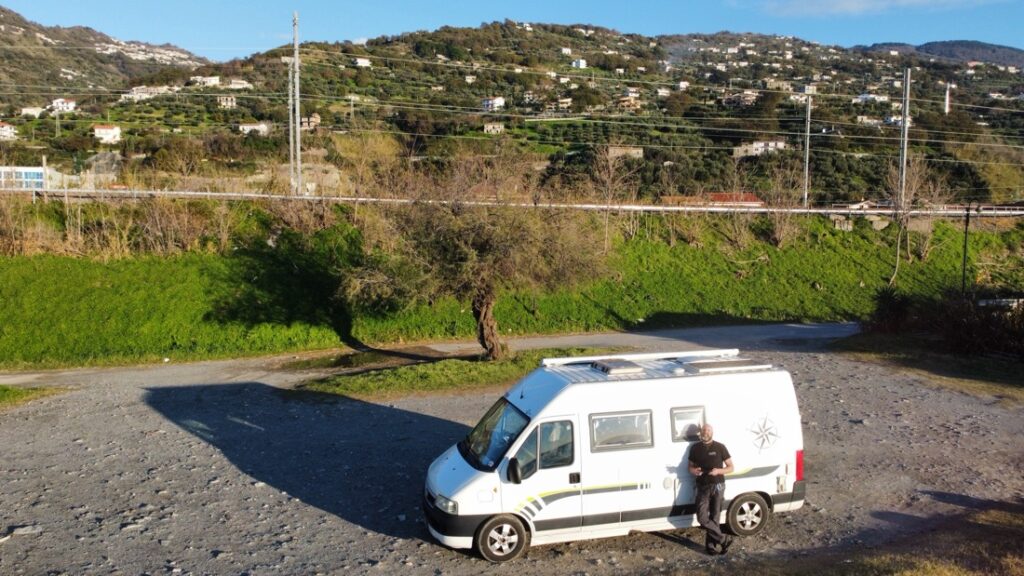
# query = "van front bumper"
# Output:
<box><xmin>423</xmin><ymin>493</ymin><xmax>487</xmax><ymax>549</ymax></box>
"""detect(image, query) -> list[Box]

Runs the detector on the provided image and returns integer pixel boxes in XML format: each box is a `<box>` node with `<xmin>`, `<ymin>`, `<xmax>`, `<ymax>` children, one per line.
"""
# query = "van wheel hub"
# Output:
<box><xmin>487</xmin><ymin>524</ymin><xmax>519</xmax><ymax>555</ymax></box>
<box><xmin>737</xmin><ymin>501</ymin><xmax>763</xmax><ymax>529</ymax></box>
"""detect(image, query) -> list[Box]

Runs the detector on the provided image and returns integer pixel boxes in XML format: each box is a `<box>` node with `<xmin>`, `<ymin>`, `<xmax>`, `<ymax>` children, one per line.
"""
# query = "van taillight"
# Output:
<box><xmin>795</xmin><ymin>449</ymin><xmax>804</xmax><ymax>481</ymax></box>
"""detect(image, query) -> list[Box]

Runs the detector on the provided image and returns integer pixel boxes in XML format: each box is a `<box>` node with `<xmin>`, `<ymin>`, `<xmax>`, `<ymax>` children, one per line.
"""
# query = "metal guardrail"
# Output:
<box><xmin>4</xmin><ymin>188</ymin><xmax>1024</xmax><ymax>217</ymax></box>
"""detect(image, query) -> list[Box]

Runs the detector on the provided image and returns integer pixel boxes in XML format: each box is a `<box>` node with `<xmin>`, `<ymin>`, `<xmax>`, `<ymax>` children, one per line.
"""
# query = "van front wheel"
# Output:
<box><xmin>475</xmin><ymin>515</ymin><xmax>530</xmax><ymax>562</ymax></box>
<box><xmin>727</xmin><ymin>493</ymin><xmax>770</xmax><ymax>536</ymax></box>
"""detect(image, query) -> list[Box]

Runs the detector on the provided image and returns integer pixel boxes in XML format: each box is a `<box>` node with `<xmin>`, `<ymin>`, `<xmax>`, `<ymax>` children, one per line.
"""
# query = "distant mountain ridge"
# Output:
<box><xmin>859</xmin><ymin>40</ymin><xmax>1024</xmax><ymax>67</ymax></box>
<box><xmin>0</xmin><ymin>6</ymin><xmax>206</xmax><ymax>98</ymax></box>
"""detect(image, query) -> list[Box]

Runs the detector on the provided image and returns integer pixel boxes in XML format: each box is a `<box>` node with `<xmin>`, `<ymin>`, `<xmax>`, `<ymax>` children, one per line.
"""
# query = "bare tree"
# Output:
<box><xmin>885</xmin><ymin>155</ymin><xmax>931</xmax><ymax>285</ymax></box>
<box><xmin>763</xmin><ymin>158</ymin><xmax>805</xmax><ymax>248</ymax></box>
<box><xmin>591</xmin><ymin>145</ymin><xmax>641</xmax><ymax>252</ymax></box>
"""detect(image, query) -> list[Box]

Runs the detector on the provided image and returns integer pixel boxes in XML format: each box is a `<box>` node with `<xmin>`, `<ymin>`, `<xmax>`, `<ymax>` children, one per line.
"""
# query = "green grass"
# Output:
<box><xmin>0</xmin><ymin>385</ymin><xmax>61</xmax><ymax>408</ymax></box>
<box><xmin>0</xmin><ymin>217</ymin><xmax>1018</xmax><ymax>369</ymax></box>
<box><xmin>302</xmin><ymin>348</ymin><xmax>608</xmax><ymax>399</ymax></box>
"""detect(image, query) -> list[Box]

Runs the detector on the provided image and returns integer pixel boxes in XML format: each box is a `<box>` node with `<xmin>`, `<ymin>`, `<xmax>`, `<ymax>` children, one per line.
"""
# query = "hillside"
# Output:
<box><xmin>861</xmin><ymin>40</ymin><xmax>1024</xmax><ymax>67</ymax></box>
<box><xmin>0</xmin><ymin>6</ymin><xmax>205</xmax><ymax>99</ymax></box>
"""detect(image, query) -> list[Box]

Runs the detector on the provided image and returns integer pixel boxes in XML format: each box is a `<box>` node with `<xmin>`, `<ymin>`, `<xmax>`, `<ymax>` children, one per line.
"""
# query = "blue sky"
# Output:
<box><xmin>3</xmin><ymin>0</ymin><xmax>1021</xmax><ymax>61</ymax></box>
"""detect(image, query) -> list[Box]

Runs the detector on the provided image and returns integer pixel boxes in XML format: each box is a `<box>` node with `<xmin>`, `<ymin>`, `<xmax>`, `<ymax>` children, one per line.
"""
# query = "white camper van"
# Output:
<box><xmin>423</xmin><ymin>349</ymin><xmax>806</xmax><ymax>562</ymax></box>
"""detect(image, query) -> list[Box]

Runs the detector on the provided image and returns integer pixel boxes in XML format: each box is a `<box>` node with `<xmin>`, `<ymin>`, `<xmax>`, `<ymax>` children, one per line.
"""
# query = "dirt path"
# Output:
<box><xmin>1</xmin><ymin>324</ymin><xmax>1022</xmax><ymax>575</ymax></box>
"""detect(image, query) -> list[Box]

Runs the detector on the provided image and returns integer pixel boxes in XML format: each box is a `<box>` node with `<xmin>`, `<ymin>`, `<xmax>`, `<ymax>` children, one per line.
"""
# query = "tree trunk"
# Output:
<box><xmin>472</xmin><ymin>287</ymin><xmax>505</xmax><ymax>360</ymax></box>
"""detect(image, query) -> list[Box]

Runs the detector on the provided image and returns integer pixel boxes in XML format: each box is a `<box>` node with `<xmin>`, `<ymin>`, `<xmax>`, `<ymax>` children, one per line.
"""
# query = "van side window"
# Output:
<box><xmin>539</xmin><ymin>421</ymin><xmax>574</xmax><ymax>468</ymax></box>
<box><xmin>513</xmin><ymin>428</ymin><xmax>539</xmax><ymax>480</ymax></box>
<box><xmin>670</xmin><ymin>407</ymin><xmax>705</xmax><ymax>442</ymax></box>
<box><xmin>589</xmin><ymin>410</ymin><xmax>653</xmax><ymax>451</ymax></box>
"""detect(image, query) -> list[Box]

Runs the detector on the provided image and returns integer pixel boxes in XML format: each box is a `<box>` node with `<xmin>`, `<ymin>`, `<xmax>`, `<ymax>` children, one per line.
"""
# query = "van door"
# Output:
<box><xmin>581</xmin><ymin>410</ymin><xmax>662</xmax><ymax>527</ymax></box>
<box><xmin>501</xmin><ymin>417</ymin><xmax>582</xmax><ymax>535</ymax></box>
<box><xmin>668</xmin><ymin>406</ymin><xmax>706</xmax><ymax>517</ymax></box>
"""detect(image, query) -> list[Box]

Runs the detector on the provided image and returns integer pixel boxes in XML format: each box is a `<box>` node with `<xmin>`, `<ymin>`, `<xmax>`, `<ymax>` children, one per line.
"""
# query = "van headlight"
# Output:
<box><xmin>435</xmin><ymin>494</ymin><xmax>458</xmax><ymax>515</ymax></box>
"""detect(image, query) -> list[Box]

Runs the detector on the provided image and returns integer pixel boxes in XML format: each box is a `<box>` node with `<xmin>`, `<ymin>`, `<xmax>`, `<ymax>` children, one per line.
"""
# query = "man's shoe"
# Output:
<box><xmin>719</xmin><ymin>536</ymin><xmax>734</xmax><ymax>555</ymax></box>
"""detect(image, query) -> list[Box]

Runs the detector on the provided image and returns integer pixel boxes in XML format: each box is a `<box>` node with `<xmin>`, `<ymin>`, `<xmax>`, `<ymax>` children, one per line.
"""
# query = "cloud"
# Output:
<box><xmin>755</xmin><ymin>0</ymin><xmax>1001</xmax><ymax>16</ymax></box>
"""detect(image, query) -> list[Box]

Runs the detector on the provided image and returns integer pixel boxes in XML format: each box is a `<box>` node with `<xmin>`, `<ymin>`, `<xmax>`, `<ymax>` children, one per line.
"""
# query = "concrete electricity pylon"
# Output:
<box><xmin>293</xmin><ymin>12</ymin><xmax>302</xmax><ymax>195</ymax></box>
<box><xmin>281</xmin><ymin>56</ymin><xmax>295</xmax><ymax>193</ymax></box>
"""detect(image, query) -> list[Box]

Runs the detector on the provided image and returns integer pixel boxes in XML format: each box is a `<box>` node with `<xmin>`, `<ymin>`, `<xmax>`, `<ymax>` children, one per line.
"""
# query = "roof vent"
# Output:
<box><xmin>675</xmin><ymin>358</ymin><xmax>772</xmax><ymax>375</ymax></box>
<box><xmin>591</xmin><ymin>359</ymin><xmax>645</xmax><ymax>376</ymax></box>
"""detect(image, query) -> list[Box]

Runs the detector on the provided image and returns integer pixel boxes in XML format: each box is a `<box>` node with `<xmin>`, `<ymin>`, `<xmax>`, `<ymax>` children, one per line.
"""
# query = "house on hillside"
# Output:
<box><xmin>218</xmin><ymin>95</ymin><xmax>237</xmax><ymax>109</ymax></box>
<box><xmin>300</xmin><ymin>113</ymin><xmax>321</xmax><ymax>132</ymax></box>
<box><xmin>482</xmin><ymin>96</ymin><xmax>505</xmax><ymax>112</ymax></box>
<box><xmin>572</xmin><ymin>59</ymin><xmax>587</xmax><ymax>69</ymax></box>
<box><xmin>226</xmin><ymin>79</ymin><xmax>252</xmax><ymax>90</ymax></box>
<box><xmin>483</xmin><ymin>122</ymin><xmax>505</xmax><ymax>134</ymax></box>
<box><xmin>92</xmin><ymin>124</ymin><xmax>121</xmax><ymax>144</ymax></box>
<box><xmin>190</xmin><ymin>75</ymin><xmax>220</xmax><ymax>87</ymax></box>
<box><xmin>0</xmin><ymin>122</ymin><xmax>18</xmax><ymax>141</ymax></box>
<box><xmin>50</xmin><ymin>98</ymin><xmax>76</xmax><ymax>113</ymax></box>
<box><xmin>20</xmin><ymin>107</ymin><xmax>44</xmax><ymax>118</ymax></box>
<box><xmin>732</xmin><ymin>140</ymin><xmax>787</xmax><ymax>158</ymax></box>
<box><xmin>354</xmin><ymin>57</ymin><xmax>372</xmax><ymax>68</ymax></box>
<box><xmin>723</xmin><ymin>91</ymin><xmax>759</xmax><ymax>107</ymax></box>
<box><xmin>238</xmin><ymin>122</ymin><xmax>270</xmax><ymax>136</ymax></box>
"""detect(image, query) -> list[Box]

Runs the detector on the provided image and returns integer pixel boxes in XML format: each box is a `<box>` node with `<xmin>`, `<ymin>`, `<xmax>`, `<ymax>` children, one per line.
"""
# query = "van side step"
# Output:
<box><xmin>541</xmin><ymin>349</ymin><xmax>740</xmax><ymax>367</ymax></box>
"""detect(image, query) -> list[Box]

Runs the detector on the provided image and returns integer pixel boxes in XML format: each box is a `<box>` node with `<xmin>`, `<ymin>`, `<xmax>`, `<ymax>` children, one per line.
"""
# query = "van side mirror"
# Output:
<box><xmin>508</xmin><ymin>457</ymin><xmax>522</xmax><ymax>484</ymax></box>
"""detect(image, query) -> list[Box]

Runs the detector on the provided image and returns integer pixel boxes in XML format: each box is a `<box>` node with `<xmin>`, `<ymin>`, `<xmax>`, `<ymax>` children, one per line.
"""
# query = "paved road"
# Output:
<box><xmin>2</xmin><ymin>322</ymin><xmax>1022</xmax><ymax>575</ymax></box>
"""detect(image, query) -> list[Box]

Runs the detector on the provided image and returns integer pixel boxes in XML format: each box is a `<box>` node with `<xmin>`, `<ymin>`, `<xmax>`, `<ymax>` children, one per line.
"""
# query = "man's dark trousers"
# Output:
<box><xmin>695</xmin><ymin>482</ymin><xmax>726</xmax><ymax>550</ymax></box>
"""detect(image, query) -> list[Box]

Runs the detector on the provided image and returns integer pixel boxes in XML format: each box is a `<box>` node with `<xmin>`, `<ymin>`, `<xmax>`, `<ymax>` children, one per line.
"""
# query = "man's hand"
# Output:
<box><xmin>707</xmin><ymin>468</ymin><xmax>721</xmax><ymax>476</ymax></box>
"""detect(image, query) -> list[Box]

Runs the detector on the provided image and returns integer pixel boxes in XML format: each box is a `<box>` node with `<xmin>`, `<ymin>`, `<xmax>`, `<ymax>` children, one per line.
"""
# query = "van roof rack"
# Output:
<box><xmin>541</xmin><ymin>349</ymin><xmax>740</xmax><ymax>368</ymax></box>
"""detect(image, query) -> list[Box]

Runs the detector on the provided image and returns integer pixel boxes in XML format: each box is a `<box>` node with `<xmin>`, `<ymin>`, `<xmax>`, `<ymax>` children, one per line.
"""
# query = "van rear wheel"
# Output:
<box><xmin>475</xmin><ymin>515</ymin><xmax>530</xmax><ymax>562</ymax></box>
<box><xmin>727</xmin><ymin>493</ymin><xmax>770</xmax><ymax>536</ymax></box>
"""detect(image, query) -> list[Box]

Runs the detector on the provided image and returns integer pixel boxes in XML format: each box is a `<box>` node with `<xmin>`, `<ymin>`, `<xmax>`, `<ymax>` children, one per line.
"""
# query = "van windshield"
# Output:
<box><xmin>460</xmin><ymin>397</ymin><xmax>530</xmax><ymax>471</ymax></box>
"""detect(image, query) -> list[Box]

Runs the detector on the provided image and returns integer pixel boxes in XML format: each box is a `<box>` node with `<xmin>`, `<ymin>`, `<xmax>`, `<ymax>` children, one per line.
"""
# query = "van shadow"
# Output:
<box><xmin>144</xmin><ymin>382</ymin><xmax>469</xmax><ymax>540</ymax></box>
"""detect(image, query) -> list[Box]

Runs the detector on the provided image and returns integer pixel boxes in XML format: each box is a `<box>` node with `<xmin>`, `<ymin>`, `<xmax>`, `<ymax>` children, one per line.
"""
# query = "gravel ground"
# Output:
<box><xmin>1</xmin><ymin>325</ymin><xmax>1022</xmax><ymax>575</ymax></box>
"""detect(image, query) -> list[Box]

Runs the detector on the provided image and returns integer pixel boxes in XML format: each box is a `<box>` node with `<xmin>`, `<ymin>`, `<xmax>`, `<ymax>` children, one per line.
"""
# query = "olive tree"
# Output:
<box><xmin>347</xmin><ymin>153</ymin><xmax>603</xmax><ymax>360</ymax></box>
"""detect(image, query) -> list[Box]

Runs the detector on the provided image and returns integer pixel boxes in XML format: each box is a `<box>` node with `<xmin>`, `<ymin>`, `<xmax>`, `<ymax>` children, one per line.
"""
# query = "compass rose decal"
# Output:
<box><xmin>749</xmin><ymin>416</ymin><xmax>779</xmax><ymax>452</ymax></box>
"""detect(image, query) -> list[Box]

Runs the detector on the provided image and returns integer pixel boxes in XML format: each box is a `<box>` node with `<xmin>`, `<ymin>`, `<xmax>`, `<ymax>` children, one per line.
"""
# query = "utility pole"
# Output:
<box><xmin>802</xmin><ymin>94</ymin><xmax>812</xmax><ymax>208</ymax></box>
<box><xmin>282</xmin><ymin>56</ymin><xmax>295</xmax><ymax>193</ymax></box>
<box><xmin>897</xmin><ymin>68</ymin><xmax>911</xmax><ymax>214</ymax></box>
<box><xmin>293</xmin><ymin>12</ymin><xmax>302</xmax><ymax>196</ymax></box>
<box><xmin>961</xmin><ymin>202</ymin><xmax>972</xmax><ymax>296</ymax></box>
<box><xmin>55</xmin><ymin>109</ymin><xmax>60</xmax><ymax>138</ymax></box>
<box><xmin>944</xmin><ymin>83</ymin><xmax>955</xmax><ymax>116</ymax></box>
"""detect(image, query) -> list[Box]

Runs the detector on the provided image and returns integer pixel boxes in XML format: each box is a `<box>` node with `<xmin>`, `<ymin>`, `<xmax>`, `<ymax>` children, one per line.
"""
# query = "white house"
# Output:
<box><xmin>217</xmin><ymin>95</ymin><xmax>237</xmax><ymax>109</ymax></box>
<box><xmin>354</xmin><ymin>57</ymin><xmax>372</xmax><ymax>68</ymax></box>
<box><xmin>853</xmin><ymin>93</ymin><xmax>890</xmax><ymax>104</ymax></box>
<box><xmin>483</xmin><ymin>122</ymin><xmax>505</xmax><ymax>134</ymax></box>
<box><xmin>571</xmin><ymin>59</ymin><xmax>587</xmax><ymax>69</ymax></box>
<box><xmin>465</xmin><ymin>75</ymin><xmax>477</xmax><ymax>84</ymax></box>
<box><xmin>677</xmin><ymin>81</ymin><xmax>690</xmax><ymax>90</ymax></box>
<box><xmin>557</xmin><ymin>97</ymin><xmax>573</xmax><ymax>110</ymax></box>
<box><xmin>615</xmin><ymin>68</ymin><xmax>625</xmax><ymax>75</ymax></box>
<box><xmin>561</xmin><ymin>47</ymin><xmax>572</xmax><ymax>55</ymax></box>
<box><xmin>50</xmin><ymin>98</ymin><xmax>76</xmax><ymax>113</ymax></box>
<box><xmin>0</xmin><ymin>122</ymin><xmax>18</xmax><ymax>141</ymax></box>
<box><xmin>120</xmin><ymin>85</ymin><xmax>174</xmax><ymax>103</ymax></box>
<box><xmin>656</xmin><ymin>87</ymin><xmax>671</xmax><ymax>98</ymax></box>
<box><xmin>733</xmin><ymin>140</ymin><xmax>787</xmax><ymax>158</ymax></box>
<box><xmin>238</xmin><ymin>122</ymin><xmax>270</xmax><ymax>136</ymax></box>
<box><xmin>226</xmin><ymin>79</ymin><xmax>252</xmax><ymax>90</ymax></box>
<box><xmin>190</xmin><ymin>76</ymin><xmax>220</xmax><ymax>87</ymax></box>
<box><xmin>20</xmin><ymin>107</ymin><xmax>44</xmax><ymax>118</ymax></box>
<box><xmin>93</xmin><ymin>124</ymin><xmax>122</xmax><ymax>144</ymax></box>
<box><xmin>482</xmin><ymin>96</ymin><xmax>506</xmax><ymax>112</ymax></box>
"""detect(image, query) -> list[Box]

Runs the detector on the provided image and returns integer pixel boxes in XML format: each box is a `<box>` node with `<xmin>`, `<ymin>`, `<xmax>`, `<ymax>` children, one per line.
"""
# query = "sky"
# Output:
<box><xmin>3</xmin><ymin>0</ymin><xmax>1022</xmax><ymax>61</ymax></box>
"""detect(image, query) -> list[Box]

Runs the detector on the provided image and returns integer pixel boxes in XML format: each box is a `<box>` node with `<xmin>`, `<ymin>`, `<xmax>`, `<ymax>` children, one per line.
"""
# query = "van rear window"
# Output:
<box><xmin>589</xmin><ymin>411</ymin><xmax>653</xmax><ymax>451</ymax></box>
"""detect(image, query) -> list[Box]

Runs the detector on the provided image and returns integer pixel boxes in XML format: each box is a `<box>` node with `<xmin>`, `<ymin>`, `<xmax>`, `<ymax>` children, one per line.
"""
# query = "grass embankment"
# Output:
<box><xmin>832</xmin><ymin>333</ymin><xmax>1024</xmax><ymax>405</ymax></box>
<box><xmin>301</xmin><ymin>348</ymin><xmax>604</xmax><ymax>400</ymax></box>
<box><xmin>0</xmin><ymin>218</ymin><xmax>1015</xmax><ymax>368</ymax></box>
<box><xmin>0</xmin><ymin>385</ymin><xmax>61</xmax><ymax>409</ymax></box>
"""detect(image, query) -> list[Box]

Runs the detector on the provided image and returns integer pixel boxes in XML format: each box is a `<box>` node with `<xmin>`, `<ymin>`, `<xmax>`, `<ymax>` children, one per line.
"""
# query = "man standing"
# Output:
<box><xmin>688</xmin><ymin>423</ymin><xmax>734</xmax><ymax>555</ymax></box>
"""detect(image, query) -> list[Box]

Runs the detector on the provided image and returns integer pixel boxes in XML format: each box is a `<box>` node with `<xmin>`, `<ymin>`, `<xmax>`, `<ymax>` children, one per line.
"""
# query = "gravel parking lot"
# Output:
<box><xmin>1</xmin><ymin>325</ymin><xmax>1022</xmax><ymax>575</ymax></box>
